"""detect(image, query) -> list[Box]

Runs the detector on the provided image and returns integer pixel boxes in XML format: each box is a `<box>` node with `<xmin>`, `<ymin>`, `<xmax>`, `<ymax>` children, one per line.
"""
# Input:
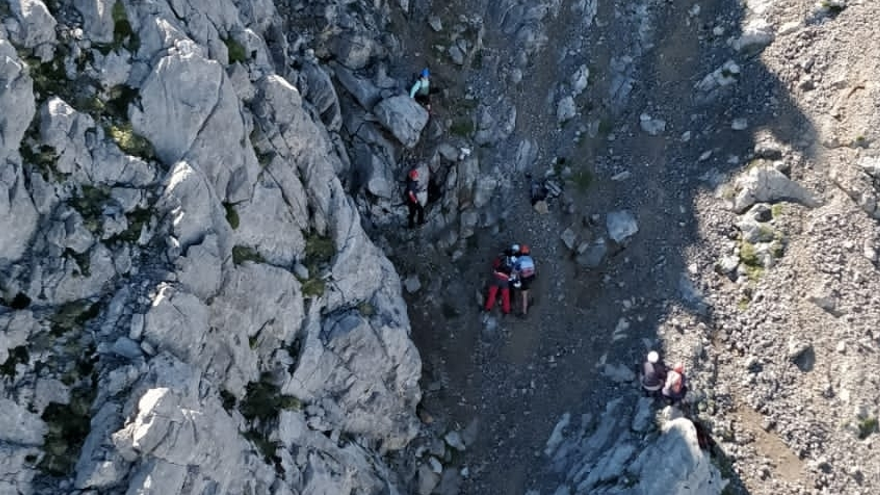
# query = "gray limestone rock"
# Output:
<box><xmin>557</xmin><ymin>96</ymin><xmax>576</xmax><ymax>123</ymax></box>
<box><xmin>131</xmin><ymin>40</ymin><xmax>259</xmax><ymax>203</ymax></box>
<box><xmin>602</xmin><ymin>362</ymin><xmax>636</xmax><ymax>383</ymax></box>
<box><xmin>639</xmin><ymin>113</ymin><xmax>666</xmax><ymax>136</ymax></box>
<box><xmin>732</xmin><ymin>19</ymin><xmax>774</xmax><ymax>53</ymax></box>
<box><xmin>732</xmin><ymin>166</ymin><xmax>820</xmax><ymax>213</ymax></box>
<box><xmin>156</xmin><ymin>160</ymin><xmax>233</xmax><ymax>257</ymax></box>
<box><xmin>0</xmin><ymin>311</ymin><xmax>38</xmax><ymax>365</ymax></box>
<box><xmin>332</xmin><ymin>63</ymin><xmax>382</xmax><ymax>111</ymax></box>
<box><xmin>372</xmin><ymin>95</ymin><xmax>429</xmax><ymax>148</ymax></box>
<box><xmin>0</xmin><ymin>40</ymin><xmax>39</xmax><ymax>264</ymax></box>
<box><xmin>8</xmin><ymin>0</ymin><xmax>57</xmax><ymax>60</ymax></box>
<box><xmin>299</xmin><ymin>61</ymin><xmax>342</xmax><ymax>130</ymax></box>
<box><xmin>74</xmin><ymin>402</ymin><xmax>129</xmax><ymax>490</ymax></box>
<box><xmin>233</xmin><ymin>174</ymin><xmax>307</xmax><ymax>266</ymax></box>
<box><xmin>175</xmin><ymin>234</ymin><xmax>224</xmax><ymax>300</ymax></box>
<box><xmin>329</xmin><ymin>32</ymin><xmax>377</xmax><ymax>70</ymax></box>
<box><xmin>0</xmin><ymin>397</ymin><xmax>46</xmax><ymax>445</ymax></box>
<box><xmin>287</xmin><ymin>307</ymin><xmax>421</xmax><ymax>450</ymax></box>
<box><xmin>560</xmin><ymin>228</ymin><xmax>578</xmax><ymax>251</ymax></box>
<box><xmin>418</xmin><ymin>464</ymin><xmax>441</xmax><ymax>495</ymax></box>
<box><xmin>111</xmin><ymin>337</ymin><xmax>143</xmax><ymax>360</ymax></box>
<box><xmin>631</xmin><ymin>397</ymin><xmax>655</xmax><ymax>433</ymax></box>
<box><xmin>208</xmin><ymin>262</ymin><xmax>304</xmax><ymax>395</ymax></box>
<box><xmin>571</xmin><ymin>65</ymin><xmax>590</xmax><ymax>96</ymax></box>
<box><xmin>576</xmin><ymin>238</ymin><xmax>608</xmax><ymax>268</ymax></box>
<box><xmin>607</xmin><ymin>210</ymin><xmax>639</xmax><ymax>244</ymax></box>
<box><xmin>628</xmin><ymin>418</ymin><xmax>725</xmax><ymax>494</ymax></box>
<box><xmin>72</xmin><ymin>0</ymin><xmax>116</xmax><ymax>44</ymax></box>
<box><xmin>474</xmin><ymin>101</ymin><xmax>516</xmax><ymax>146</ymax></box>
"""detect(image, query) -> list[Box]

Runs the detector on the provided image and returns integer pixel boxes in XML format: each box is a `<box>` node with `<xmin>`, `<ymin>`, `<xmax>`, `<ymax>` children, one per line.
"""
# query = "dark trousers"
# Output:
<box><xmin>407</xmin><ymin>201</ymin><xmax>425</xmax><ymax>228</ymax></box>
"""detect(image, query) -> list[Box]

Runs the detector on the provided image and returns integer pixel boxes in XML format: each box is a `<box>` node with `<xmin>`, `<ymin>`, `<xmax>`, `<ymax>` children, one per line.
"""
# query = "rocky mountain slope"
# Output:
<box><xmin>1</xmin><ymin>0</ymin><xmax>878</xmax><ymax>494</ymax></box>
<box><xmin>1</xmin><ymin>0</ymin><xmax>422</xmax><ymax>493</ymax></box>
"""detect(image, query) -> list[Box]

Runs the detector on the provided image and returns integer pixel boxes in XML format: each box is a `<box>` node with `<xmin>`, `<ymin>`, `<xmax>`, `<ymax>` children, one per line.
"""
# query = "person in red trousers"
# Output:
<box><xmin>484</xmin><ymin>247</ymin><xmax>515</xmax><ymax>314</ymax></box>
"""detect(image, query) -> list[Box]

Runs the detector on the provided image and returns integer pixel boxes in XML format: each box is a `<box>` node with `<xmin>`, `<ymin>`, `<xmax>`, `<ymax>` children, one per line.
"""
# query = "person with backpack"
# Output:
<box><xmin>409</xmin><ymin>68</ymin><xmax>431</xmax><ymax>111</ymax></box>
<box><xmin>484</xmin><ymin>246</ymin><xmax>515</xmax><ymax>315</ymax></box>
<box><xmin>662</xmin><ymin>363</ymin><xmax>688</xmax><ymax>405</ymax></box>
<box><xmin>404</xmin><ymin>168</ymin><xmax>426</xmax><ymax>228</ymax></box>
<box><xmin>640</xmin><ymin>350</ymin><xmax>667</xmax><ymax>397</ymax></box>
<box><xmin>512</xmin><ymin>244</ymin><xmax>536</xmax><ymax>317</ymax></box>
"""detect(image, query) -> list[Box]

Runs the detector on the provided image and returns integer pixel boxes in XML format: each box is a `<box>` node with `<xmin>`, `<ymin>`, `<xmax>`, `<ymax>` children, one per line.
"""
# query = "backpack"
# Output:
<box><xmin>665</xmin><ymin>371</ymin><xmax>683</xmax><ymax>394</ymax></box>
<box><xmin>517</xmin><ymin>256</ymin><xmax>536</xmax><ymax>277</ymax></box>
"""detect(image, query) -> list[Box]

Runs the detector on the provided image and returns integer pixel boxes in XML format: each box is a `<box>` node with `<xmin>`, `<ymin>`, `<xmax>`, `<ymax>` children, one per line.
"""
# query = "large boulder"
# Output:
<box><xmin>732</xmin><ymin>165</ymin><xmax>820</xmax><ymax>213</ymax></box>
<box><xmin>0</xmin><ymin>39</ymin><xmax>39</xmax><ymax>264</ymax></box>
<box><xmin>287</xmin><ymin>306</ymin><xmax>421</xmax><ymax>450</ymax></box>
<box><xmin>8</xmin><ymin>0</ymin><xmax>57</xmax><ymax>60</ymax></box>
<box><xmin>130</xmin><ymin>39</ymin><xmax>259</xmax><ymax>202</ymax></box>
<box><xmin>627</xmin><ymin>417</ymin><xmax>725</xmax><ymax>494</ymax></box>
<box><xmin>372</xmin><ymin>95</ymin><xmax>429</xmax><ymax>148</ymax></box>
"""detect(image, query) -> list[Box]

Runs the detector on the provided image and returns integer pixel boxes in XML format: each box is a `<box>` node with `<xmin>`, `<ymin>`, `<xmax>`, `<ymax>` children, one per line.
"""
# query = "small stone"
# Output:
<box><xmin>560</xmin><ymin>228</ymin><xmax>578</xmax><ymax>251</ymax></box>
<box><xmin>404</xmin><ymin>274</ymin><xmax>421</xmax><ymax>293</ymax></box>
<box><xmin>639</xmin><ymin>113</ymin><xmax>666</xmax><ymax>136</ymax></box>
<box><xmin>533</xmin><ymin>200</ymin><xmax>549</xmax><ymax>214</ymax></box>
<box><xmin>444</xmin><ymin>430</ymin><xmax>466</xmax><ymax>451</ymax></box>
<box><xmin>428</xmin><ymin>15</ymin><xmax>443</xmax><ymax>32</ymax></box>
<box><xmin>293</xmin><ymin>263</ymin><xmax>310</xmax><ymax>280</ymax></box>
<box><xmin>731</xmin><ymin>118</ymin><xmax>748</xmax><ymax>130</ymax></box>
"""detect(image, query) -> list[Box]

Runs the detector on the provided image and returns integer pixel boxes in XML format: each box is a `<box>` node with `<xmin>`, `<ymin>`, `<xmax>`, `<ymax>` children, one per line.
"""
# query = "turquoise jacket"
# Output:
<box><xmin>409</xmin><ymin>78</ymin><xmax>430</xmax><ymax>98</ymax></box>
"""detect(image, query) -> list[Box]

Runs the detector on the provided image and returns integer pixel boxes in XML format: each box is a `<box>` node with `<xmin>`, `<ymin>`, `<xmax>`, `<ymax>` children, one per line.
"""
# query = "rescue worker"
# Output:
<box><xmin>662</xmin><ymin>363</ymin><xmax>688</xmax><ymax>405</ymax></box>
<box><xmin>405</xmin><ymin>168</ymin><xmax>425</xmax><ymax>228</ymax></box>
<box><xmin>484</xmin><ymin>248</ymin><xmax>514</xmax><ymax>315</ymax></box>
<box><xmin>640</xmin><ymin>351</ymin><xmax>667</xmax><ymax>397</ymax></box>
<box><xmin>409</xmin><ymin>68</ymin><xmax>431</xmax><ymax>111</ymax></box>
<box><xmin>512</xmin><ymin>244</ymin><xmax>536</xmax><ymax>317</ymax></box>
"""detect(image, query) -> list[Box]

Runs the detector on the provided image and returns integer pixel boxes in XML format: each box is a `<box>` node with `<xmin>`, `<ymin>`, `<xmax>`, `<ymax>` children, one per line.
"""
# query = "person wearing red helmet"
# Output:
<box><xmin>512</xmin><ymin>244</ymin><xmax>536</xmax><ymax>317</ymax></box>
<box><xmin>404</xmin><ymin>168</ymin><xmax>425</xmax><ymax>228</ymax></box>
<box><xmin>662</xmin><ymin>362</ymin><xmax>688</xmax><ymax>405</ymax></box>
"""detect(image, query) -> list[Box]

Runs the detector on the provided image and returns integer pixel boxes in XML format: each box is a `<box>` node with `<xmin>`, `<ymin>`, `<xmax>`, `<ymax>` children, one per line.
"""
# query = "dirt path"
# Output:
<box><xmin>390</xmin><ymin>0</ymin><xmax>821</xmax><ymax>492</ymax></box>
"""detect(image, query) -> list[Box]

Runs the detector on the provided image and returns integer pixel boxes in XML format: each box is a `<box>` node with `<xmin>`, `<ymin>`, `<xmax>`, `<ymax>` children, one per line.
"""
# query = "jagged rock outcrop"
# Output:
<box><xmin>0</xmin><ymin>0</ymin><xmax>421</xmax><ymax>493</ymax></box>
<box><xmin>544</xmin><ymin>399</ymin><xmax>725</xmax><ymax>495</ymax></box>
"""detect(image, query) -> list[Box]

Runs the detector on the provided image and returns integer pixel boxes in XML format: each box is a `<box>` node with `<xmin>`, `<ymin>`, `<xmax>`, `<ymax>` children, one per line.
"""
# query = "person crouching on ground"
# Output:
<box><xmin>662</xmin><ymin>363</ymin><xmax>688</xmax><ymax>406</ymax></box>
<box><xmin>513</xmin><ymin>244</ymin><xmax>536</xmax><ymax>317</ymax></box>
<box><xmin>484</xmin><ymin>250</ymin><xmax>513</xmax><ymax>315</ymax></box>
<box><xmin>640</xmin><ymin>351</ymin><xmax>667</xmax><ymax>397</ymax></box>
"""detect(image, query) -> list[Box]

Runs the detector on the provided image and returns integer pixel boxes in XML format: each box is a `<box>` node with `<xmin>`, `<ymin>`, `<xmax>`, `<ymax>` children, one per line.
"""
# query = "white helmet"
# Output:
<box><xmin>647</xmin><ymin>351</ymin><xmax>659</xmax><ymax>364</ymax></box>
<box><xmin>511</xmin><ymin>244</ymin><xmax>520</xmax><ymax>253</ymax></box>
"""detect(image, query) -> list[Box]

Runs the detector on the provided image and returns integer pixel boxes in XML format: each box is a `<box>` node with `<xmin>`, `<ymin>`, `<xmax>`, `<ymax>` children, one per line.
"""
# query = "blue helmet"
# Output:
<box><xmin>421</xmin><ymin>68</ymin><xmax>430</xmax><ymax>78</ymax></box>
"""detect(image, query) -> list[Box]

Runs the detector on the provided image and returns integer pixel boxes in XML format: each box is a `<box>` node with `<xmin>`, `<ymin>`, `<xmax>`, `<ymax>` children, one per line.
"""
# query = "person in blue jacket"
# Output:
<box><xmin>409</xmin><ymin>68</ymin><xmax>431</xmax><ymax>111</ymax></box>
<box><xmin>512</xmin><ymin>244</ymin><xmax>536</xmax><ymax>317</ymax></box>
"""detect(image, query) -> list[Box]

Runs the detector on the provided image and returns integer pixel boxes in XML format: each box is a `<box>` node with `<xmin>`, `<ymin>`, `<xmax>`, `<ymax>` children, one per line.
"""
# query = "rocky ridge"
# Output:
<box><xmin>1</xmin><ymin>0</ymin><xmax>879</xmax><ymax>494</ymax></box>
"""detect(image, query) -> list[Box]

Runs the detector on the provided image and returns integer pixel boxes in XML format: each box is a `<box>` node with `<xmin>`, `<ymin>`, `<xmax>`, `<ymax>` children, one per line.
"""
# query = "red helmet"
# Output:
<box><xmin>408</xmin><ymin>169</ymin><xmax>419</xmax><ymax>180</ymax></box>
<box><xmin>519</xmin><ymin>244</ymin><xmax>530</xmax><ymax>255</ymax></box>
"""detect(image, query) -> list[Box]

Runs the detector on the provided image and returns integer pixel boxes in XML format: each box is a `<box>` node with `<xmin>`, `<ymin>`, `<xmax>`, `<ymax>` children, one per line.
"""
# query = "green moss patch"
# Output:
<box><xmin>223</xmin><ymin>203</ymin><xmax>240</xmax><ymax>230</ymax></box>
<box><xmin>304</xmin><ymin>233</ymin><xmax>335</xmax><ymax>265</ymax></box>
<box><xmin>106</xmin><ymin>122</ymin><xmax>154</xmax><ymax>159</ymax></box>
<box><xmin>223</xmin><ymin>37</ymin><xmax>248</xmax><ymax>64</ymax></box>
<box><xmin>450</xmin><ymin>119</ymin><xmax>474</xmax><ymax>137</ymax></box>
<box><xmin>232</xmin><ymin>245</ymin><xmax>265</xmax><ymax>265</ymax></box>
